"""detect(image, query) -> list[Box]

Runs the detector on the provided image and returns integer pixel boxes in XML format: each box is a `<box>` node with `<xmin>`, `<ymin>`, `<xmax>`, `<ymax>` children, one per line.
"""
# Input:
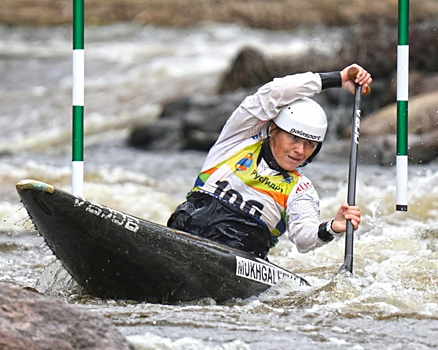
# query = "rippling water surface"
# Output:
<box><xmin>0</xmin><ymin>23</ymin><xmax>437</xmax><ymax>349</ymax></box>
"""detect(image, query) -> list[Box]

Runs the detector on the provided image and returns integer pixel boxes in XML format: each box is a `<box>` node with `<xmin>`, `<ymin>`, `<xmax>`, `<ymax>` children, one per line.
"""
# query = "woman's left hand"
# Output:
<box><xmin>341</xmin><ymin>64</ymin><xmax>372</xmax><ymax>95</ymax></box>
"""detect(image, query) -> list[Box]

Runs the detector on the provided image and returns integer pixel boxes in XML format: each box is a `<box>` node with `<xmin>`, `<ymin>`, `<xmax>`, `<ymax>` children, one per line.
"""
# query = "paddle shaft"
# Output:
<box><xmin>341</xmin><ymin>83</ymin><xmax>362</xmax><ymax>274</ymax></box>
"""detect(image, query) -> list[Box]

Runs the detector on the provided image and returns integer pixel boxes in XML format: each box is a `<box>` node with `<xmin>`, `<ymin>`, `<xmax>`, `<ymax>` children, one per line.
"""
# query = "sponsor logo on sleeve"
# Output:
<box><xmin>295</xmin><ymin>181</ymin><xmax>313</xmax><ymax>194</ymax></box>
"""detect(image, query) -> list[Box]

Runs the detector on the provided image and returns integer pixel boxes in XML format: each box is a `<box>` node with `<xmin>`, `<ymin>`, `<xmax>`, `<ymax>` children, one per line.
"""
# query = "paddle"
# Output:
<box><xmin>339</xmin><ymin>68</ymin><xmax>368</xmax><ymax>274</ymax></box>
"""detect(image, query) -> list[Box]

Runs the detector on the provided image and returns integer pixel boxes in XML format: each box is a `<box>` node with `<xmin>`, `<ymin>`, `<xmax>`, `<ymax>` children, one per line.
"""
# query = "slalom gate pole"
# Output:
<box><xmin>396</xmin><ymin>0</ymin><xmax>409</xmax><ymax>212</ymax></box>
<box><xmin>72</xmin><ymin>0</ymin><xmax>85</xmax><ymax>196</ymax></box>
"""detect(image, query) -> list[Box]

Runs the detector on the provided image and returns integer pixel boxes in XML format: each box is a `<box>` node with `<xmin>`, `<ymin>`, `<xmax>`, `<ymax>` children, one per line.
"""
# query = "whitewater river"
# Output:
<box><xmin>0</xmin><ymin>23</ymin><xmax>437</xmax><ymax>349</ymax></box>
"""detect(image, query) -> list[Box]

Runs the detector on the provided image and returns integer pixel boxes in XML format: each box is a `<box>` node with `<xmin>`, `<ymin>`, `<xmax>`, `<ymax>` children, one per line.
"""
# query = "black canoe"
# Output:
<box><xmin>16</xmin><ymin>179</ymin><xmax>309</xmax><ymax>304</ymax></box>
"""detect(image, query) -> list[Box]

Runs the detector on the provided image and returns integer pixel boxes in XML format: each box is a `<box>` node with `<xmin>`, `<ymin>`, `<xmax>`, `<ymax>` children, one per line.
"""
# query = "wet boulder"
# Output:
<box><xmin>129</xmin><ymin>117</ymin><xmax>182</xmax><ymax>150</ymax></box>
<box><xmin>218</xmin><ymin>47</ymin><xmax>273</xmax><ymax>93</ymax></box>
<box><xmin>129</xmin><ymin>89</ymin><xmax>253</xmax><ymax>151</ymax></box>
<box><xmin>0</xmin><ymin>283</ymin><xmax>133</xmax><ymax>350</ymax></box>
<box><xmin>341</xmin><ymin>90</ymin><xmax>438</xmax><ymax>165</ymax></box>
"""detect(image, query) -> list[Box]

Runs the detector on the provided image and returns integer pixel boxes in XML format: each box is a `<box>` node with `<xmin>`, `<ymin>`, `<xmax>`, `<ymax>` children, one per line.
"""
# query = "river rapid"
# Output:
<box><xmin>0</xmin><ymin>23</ymin><xmax>437</xmax><ymax>349</ymax></box>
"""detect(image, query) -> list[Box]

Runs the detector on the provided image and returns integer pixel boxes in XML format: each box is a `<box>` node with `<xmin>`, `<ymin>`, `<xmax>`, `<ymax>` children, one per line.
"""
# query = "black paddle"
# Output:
<box><xmin>339</xmin><ymin>68</ymin><xmax>368</xmax><ymax>274</ymax></box>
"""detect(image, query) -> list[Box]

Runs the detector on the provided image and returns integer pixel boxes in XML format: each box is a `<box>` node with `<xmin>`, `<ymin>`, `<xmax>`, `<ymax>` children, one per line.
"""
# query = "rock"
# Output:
<box><xmin>325</xmin><ymin>129</ymin><xmax>438</xmax><ymax>166</ymax></box>
<box><xmin>408</xmin><ymin>128</ymin><xmax>438</xmax><ymax>164</ymax></box>
<box><xmin>338</xmin><ymin>91</ymin><xmax>438</xmax><ymax>164</ymax></box>
<box><xmin>344</xmin><ymin>91</ymin><xmax>438</xmax><ymax>137</ymax></box>
<box><xmin>129</xmin><ymin>118</ymin><xmax>182</xmax><ymax>150</ymax></box>
<box><xmin>0</xmin><ymin>283</ymin><xmax>133</xmax><ymax>350</ymax></box>
<box><xmin>411</xmin><ymin>72</ymin><xmax>438</xmax><ymax>96</ymax></box>
<box><xmin>219</xmin><ymin>47</ymin><xmax>272</xmax><ymax>94</ymax></box>
<box><xmin>218</xmin><ymin>46</ymin><xmax>341</xmax><ymax>95</ymax></box>
<box><xmin>129</xmin><ymin>89</ymin><xmax>253</xmax><ymax>151</ymax></box>
<box><xmin>180</xmin><ymin>91</ymin><xmax>253</xmax><ymax>150</ymax></box>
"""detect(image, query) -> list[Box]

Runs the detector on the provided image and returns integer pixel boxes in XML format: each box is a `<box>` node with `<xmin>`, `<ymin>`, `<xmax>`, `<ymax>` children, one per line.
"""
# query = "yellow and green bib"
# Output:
<box><xmin>191</xmin><ymin>140</ymin><xmax>300</xmax><ymax>238</ymax></box>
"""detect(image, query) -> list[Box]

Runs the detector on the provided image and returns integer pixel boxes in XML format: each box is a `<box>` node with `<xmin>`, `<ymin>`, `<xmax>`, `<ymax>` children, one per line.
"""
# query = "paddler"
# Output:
<box><xmin>168</xmin><ymin>64</ymin><xmax>372</xmax><ymax>259</ymax></box>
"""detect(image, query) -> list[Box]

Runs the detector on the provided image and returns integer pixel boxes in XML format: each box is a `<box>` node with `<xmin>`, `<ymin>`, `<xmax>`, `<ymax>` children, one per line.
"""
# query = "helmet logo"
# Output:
<box><xmin>289</xmin><ymin>128</ymin><xmax>322</xmax><ymax>141</ymax></box>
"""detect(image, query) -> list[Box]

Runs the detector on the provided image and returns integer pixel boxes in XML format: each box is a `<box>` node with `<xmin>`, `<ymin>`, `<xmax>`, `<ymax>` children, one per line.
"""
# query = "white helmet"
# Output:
<box><xmin>274</xmin><ymin>97</ymin><xmax>327</xmax><ymax>142</ymax></box>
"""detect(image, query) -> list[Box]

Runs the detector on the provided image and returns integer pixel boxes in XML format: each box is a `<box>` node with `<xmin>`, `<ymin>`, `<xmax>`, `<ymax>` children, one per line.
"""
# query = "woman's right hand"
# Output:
<box><xmin>332</xmin><ymin>201</ymin><xmax>361</xmax><ymax>234</ymax></box>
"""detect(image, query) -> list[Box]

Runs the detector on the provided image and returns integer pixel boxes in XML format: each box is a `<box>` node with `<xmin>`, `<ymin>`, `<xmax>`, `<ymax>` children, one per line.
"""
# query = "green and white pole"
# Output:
<box><xmin>396</xmin><ymin>0</ymin><xmax>409</xmax><ymax>212</ymax></box>
<box><xmin>72</xmin><ymin>0</ymin><xmax>84</xmax><ymax>196</ymax></box>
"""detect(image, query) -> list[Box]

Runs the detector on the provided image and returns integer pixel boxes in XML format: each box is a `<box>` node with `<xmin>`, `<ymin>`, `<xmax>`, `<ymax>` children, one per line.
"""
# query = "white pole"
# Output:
<box><xmin>72</xmin><ymin>0</ymin><xmax>84</xmax><ymax>196</ymax></box>
<box><xmin>396</xmin><ymin>0</ymin><xmax>409</xmax><ymax>212</ymax></box>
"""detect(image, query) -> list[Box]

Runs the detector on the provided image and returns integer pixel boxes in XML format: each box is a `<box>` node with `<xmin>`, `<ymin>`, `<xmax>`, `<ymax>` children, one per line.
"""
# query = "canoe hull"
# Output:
<box><xmin>17</xmin><ymin>180</ymin><xmax>308</xmax><ymax>303</ymax></box>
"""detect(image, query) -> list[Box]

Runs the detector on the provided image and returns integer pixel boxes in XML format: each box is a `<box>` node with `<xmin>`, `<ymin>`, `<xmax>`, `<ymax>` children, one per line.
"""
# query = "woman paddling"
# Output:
<box><xmin>168</xmin><ymin>64</ymin><xmax>372</xmax><ymax>259</ymax></box>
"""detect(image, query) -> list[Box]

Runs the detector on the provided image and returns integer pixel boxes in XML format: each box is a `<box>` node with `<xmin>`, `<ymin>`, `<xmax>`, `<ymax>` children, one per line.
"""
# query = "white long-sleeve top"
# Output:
<box><xmin>199</xmin><ymin>72</ymin><xmax>329</xmax><ymax>253</ymax></box>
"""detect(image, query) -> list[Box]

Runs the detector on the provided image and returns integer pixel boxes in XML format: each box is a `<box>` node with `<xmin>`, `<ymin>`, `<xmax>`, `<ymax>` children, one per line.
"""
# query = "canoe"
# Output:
<box><xmin>16</xmin><ymin>179</ymin><xmax>309</xmax><ymax>304</ymax></box>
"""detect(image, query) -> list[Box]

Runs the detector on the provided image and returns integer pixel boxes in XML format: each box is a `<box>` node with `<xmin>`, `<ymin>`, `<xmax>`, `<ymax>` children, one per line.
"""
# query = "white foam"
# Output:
<box><xmin>127</xmin><ymin>332</ymin><xmax>251</xmax><ymax>350</ymax></box>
